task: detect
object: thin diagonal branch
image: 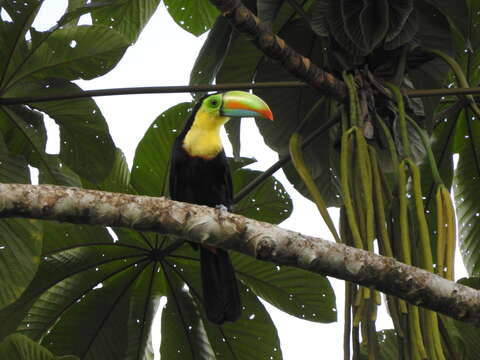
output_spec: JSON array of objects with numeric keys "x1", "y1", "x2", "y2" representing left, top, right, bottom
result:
[
  {"x1": 1, "y1": 183, "x2": 480, "y2": 327},
  {"x1": 209, "y1": 0, "x2": 347, "y2": 100}
]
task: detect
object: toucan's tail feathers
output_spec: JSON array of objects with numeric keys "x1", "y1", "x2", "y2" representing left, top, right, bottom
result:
[{"x1": 200, "y1": 247, "x2": 242, "y2": 324}]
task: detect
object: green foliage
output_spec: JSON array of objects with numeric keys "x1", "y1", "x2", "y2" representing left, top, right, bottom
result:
[
  {"x1": 0, "y1": 334, "x2": 78, "y2": 360},
  {"x1": 2, "y1": 0, "x2": 480, "y2": 359},
  {"x1": 164, "y1": 0, "x2": 219, "y2": 36}
]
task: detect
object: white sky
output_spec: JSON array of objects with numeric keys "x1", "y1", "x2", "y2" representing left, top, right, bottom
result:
[{"x1": 31, "y1": 2, "x2": 468, "y2": 359}]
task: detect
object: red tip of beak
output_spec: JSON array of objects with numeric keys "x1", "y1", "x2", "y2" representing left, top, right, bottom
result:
[{"x1": 263, "y1": 107, "x2": 274, "y2": 121}]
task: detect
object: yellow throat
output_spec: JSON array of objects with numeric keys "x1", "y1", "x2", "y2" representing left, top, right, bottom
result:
[{"x1": 182, "y1": 110, "x2": 229, "y2": 159}]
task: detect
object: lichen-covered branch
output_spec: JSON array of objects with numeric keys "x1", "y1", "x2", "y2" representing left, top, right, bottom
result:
[
  {"x1": 1, "y1": 183, "x2": 480, "y2": 326},
  {"x1": 209, "y1": 0, "x2": 347, "y2": 101}
]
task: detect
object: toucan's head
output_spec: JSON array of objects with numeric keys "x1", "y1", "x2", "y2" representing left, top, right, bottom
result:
[
  {"x1": 196, "y1": 91, "x2": 274, "y2": 125},
  {"x1": 182, "y1": 91, "x2": 273, "y2": 159}
]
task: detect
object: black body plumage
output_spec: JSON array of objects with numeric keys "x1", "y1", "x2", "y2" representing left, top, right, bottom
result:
[{"x1": 169, "y1": 99, "x2": 242, "y2": 324}]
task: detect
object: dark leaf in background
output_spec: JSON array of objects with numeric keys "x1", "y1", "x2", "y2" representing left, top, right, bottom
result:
[
  {"x1": 311, "y1": 0, "x2": 329, "y2": 37},
  {"x1": 189, "y1": 16, "x2": 233, "y2": 99},
  {"x1": 342, "y1": 0, "x2": 389, "y2": 55},
  {"x1": 0, "y1": 334, "x2": 79, "y2": 360},
  {"x1": 360, "y1": 329, "x2": 399, "y2": 360},
  {"x1": 254, "y1": 20, "x2": 341, "y2": 206},
  {"x1": 131, "y1": 102, "x2": 191, "y2": 197},
  {"x1": 163, "y1": 0, "x2": 219, "y2": 36},
  {"x1": 258, "y1": 0, "x2": 285, "y2": 23},
  {"x1": 407, "y1": 0, "x2": 454, "y2": 127}
]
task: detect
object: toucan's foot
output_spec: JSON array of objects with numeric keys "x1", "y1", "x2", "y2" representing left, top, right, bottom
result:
[{"x1": 215, "y1": 204, "x2": 229, "y2": 213}]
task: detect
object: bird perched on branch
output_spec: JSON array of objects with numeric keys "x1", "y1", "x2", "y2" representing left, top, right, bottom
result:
[{"x1": 169, "y1": 91, "x2": 273, "y2": 324}]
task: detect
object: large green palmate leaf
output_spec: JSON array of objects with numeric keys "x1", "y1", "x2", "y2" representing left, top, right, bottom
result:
[
  {"x1": 131, "y1": 102, "x2": 191, "y2": 197},
  {"x1": 4, "y1": 25, "x2": 129, "y2": 86},
  {"x1": 0, "y1": 132, "x2": 43, "y2": 311},
  {"x1": 40, "y1": 262, "x2": 147, "y2": 359},
  {"x1": 89, "y1": 0, "x2": 161, "y2": 42},
  {"x1": 0, "y1": 333, "x2": 78, "y2": 360},
  {"x1": 163, "y1": 0, "x2": 219, "y2": 36},
  {"x1": 6, "y1": 79, "x2": 116, "y2": 183},
  {"x1": 254, "y1": 19, "x2": 341, "y2": 207},
  {"x1": 4, "y1": 223, "x2": 162, "y2": 359},
  {"x1": 0, "y1": 105, "x2": 82, "y2": 186},
  {"x1": 233, "y1": 168, "x2": 292, "y2": 224},
  {"x1": 161, "y1": 256, "x2": 282, "y2": 359},
  {"x1": 232, "y1": 252, "x2": 336, "y2": 323}
]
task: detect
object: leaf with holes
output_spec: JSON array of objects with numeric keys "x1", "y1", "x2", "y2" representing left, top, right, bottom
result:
[
  {"x1": 164, "y1": 0, "x2": 219, "y2": 36},
  {"x1": 6, "y1": 79, "x2": 116, "y2": 183},
  {"x1": 233, "y1": 168, "x2": 292, "y2": 225},
  {"x1": 89, "y1": 0, "x2": 161, "y2": 42},
  {"x1": 6, "y1": 25, "x2": 129, "y2": 86},
  {"x1": 0, "y1": 224, "x2": 145, "y2": 341},
  {"x1": 232, "y1": 253, "x2": 336, "y2": 323},
  {"x1": 131, "y1": 102, "x2": 192, "y2": 197}
]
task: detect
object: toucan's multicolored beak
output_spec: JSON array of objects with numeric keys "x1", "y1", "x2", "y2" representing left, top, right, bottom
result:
[{"x1": 221, "y1": 91, "x2": 274, "y2": 121}]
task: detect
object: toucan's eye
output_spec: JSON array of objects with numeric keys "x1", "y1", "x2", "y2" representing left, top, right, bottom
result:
[{"x1": 210, "y1": 99, "x2": 218, "y2": 107}]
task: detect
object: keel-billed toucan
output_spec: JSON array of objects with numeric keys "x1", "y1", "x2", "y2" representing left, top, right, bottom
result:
[{"x1": 169, "y1": 91, "x2": 273, "y2": 324}]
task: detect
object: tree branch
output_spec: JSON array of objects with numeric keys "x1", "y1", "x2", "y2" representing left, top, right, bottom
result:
[
  {"x1": 209, "y1": 0, "x2": 347, "y2": 101},
  {"x1": 1, "y1": 183, "x2": 480, "y2": 326},
  {"x1": 0, "y1": 82, "x2": 307, "y2": 105}
]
